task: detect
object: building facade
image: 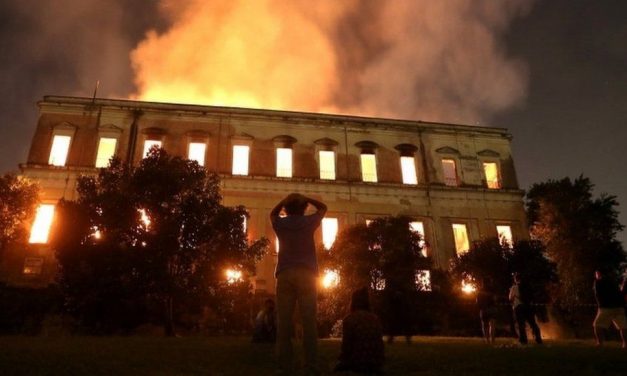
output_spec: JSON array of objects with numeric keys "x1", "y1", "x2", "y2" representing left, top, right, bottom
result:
[{"x1": 5, "y1": 96, "x2": 527, "y2": 292}]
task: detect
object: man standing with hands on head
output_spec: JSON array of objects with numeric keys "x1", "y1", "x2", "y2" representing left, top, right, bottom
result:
[{"x1": 271, "y1": 193, "x2": 327, "y2": 375}]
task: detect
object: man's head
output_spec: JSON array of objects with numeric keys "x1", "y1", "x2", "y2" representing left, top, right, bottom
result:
[
  {"x1": 283, "y1": 193, "x2": 308, "y2": 215},
  {"x1": 350, "y1": 287, "x2": 370, "y2": 312}
]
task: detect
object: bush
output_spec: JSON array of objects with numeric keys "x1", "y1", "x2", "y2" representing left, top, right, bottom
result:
[{"x1": 0, "y1": 283, "x2": 61, "y2": 335}]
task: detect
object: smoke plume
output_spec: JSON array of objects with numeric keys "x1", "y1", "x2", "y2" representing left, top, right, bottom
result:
[{"x1": 132, "y1": 0, "x2": 533, "y2": 124}]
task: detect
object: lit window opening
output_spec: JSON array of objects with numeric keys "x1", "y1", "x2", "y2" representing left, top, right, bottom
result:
[
  {"x1": 232, "y1": 145, "x2": 250, "y2": 176},
  {"x1": 360, "y1": 153, "x2": 378, "y2": 182},
  {"x1": 23, "y1": 257, "x2": 44, "y2": 275},
  {"x1": 452, "y1": 223, "x2": 470, "y2": 255},
  {"x1": 319, "y1": 150, "x2": 336, "y2": 180},
  {"x1": 143, "y1": 140, "x2": 162, "y2": 158},
  {"x1": 496, "y1": 225, "x2": 513, "y2": 247},
  {"x1": 276, "y1": 148, "x2": 292, "y2": 178},
  {"x1": 275, "y1": 236, "x2": 280, "y2": 253},
  {"x1": 95, "y1": 137, "x2": 117, "y2": 168},
  {"x1": 29, "y1": 204, "x2": 55, "y2": 244},
  {"x1": 483, "y1": 162, "x2": 500, "y2": 189},
  {"x1": 188, "y1": 142, "x2": 207, "y2": 166},
  {"x1": 415, "y1": 270, "x2": 432, "y2": 291},
  {"x1": 48, "y1": 135, "x2": 71, "y2": 166},
  {"x1": 322, "y1": 217, "x2": 339, "y2": 250},
  {"x1": 410, "y1": 221, "x2": 427, "y2": 256},
  {"x1": 400, "y1": 156, "x2": 418, "y2": 184},
  {"x1": 442, "y1": 159, "x2": 458, "y2": 186}
]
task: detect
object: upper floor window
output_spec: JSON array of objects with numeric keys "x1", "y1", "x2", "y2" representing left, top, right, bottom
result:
[
  {"x1": 322, "y1": 217, "x2": 339, "y2": 250},
  {"x1": 496, "y1": 225, "x2": 513, "y2": 247},
  {"x1": 360, "y1": 154, "x2": 377, "y2": 183},
  {"x1": 483, "y1": 162, "x2": 500, "y2": 189},
  {"x1": 29, "y1": 204, "x2": 55, "y2": 244},
  {"x1": 49, "y1": 135, "x2": 71, "y2": 166},
  {"x1": 232, "y1": 145, "x2": 250, "y2": 176},
  {"x1": 400, "y1": 157, "x2": 418, "y2": 185},
  {"x1": 319, "y1": 150, "x2": 336, "y2": 180},
  {"x1": 276, "y1": 148, "x2": 293, "y2": 178},
  {"x1": 188, "y1": 142, "x2": 207, "y2": 166},
  {"x1": 95, "y1": 137, "x2": 117, "y2": 168},
  {"x1": 355, "y1": 141, "x2": 378, "y2": 183},
  {"x1": 315, "y1": 138, "x2": 339, "y2": 181},
  {"x1": 143, "y1": 140, "x2": 162, "y2": 158},
  {"x1": 442, "y1": 158, "x2": 458, "y2": 186},
  {"x1": 452, "y1": 223, "x2": 469, "y2": 255},
  {"x1": 395, "y1": 144, "x2": 419, "y2": 185}
]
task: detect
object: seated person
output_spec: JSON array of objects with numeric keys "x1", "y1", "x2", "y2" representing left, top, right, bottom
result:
[
  {"x1": 335, "y1": 288, "x2": 384, "y2": 374},
  {"x1": 252, "y1": 298, "x2": 276, "y2": 343}
]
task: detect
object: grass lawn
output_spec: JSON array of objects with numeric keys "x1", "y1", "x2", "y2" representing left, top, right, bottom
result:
[{"x1": 0, "y1": 336, "x2": 625, "y2": 375}]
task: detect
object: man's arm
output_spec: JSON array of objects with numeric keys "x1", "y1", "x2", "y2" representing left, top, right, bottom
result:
[{"x1": 304, "y1": 196, "x2": 327, "y2": 217}]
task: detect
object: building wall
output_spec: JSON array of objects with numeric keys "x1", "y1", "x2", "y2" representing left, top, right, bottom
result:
[{"x1": 7, "y1": 96, "x2": 527, "y2": 291}]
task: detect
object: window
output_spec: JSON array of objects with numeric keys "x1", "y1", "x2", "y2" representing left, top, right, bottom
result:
[
  {"x1": 143, "y1": 140, "x2": 162, "y2": 158},
  {"x1": 410, "y1": 221, "x2": 427, "y2": 256},
  {"x1": 48, "y1": 135, "x2": 71, "y2": 166},
  {"x1": 188, "y1": 142, "x2": 207, "y2": 166},
  {"x1": 496, "y1": 225, "x2": 513, "y2": 247},
  {"x1": 29, "y1": 204, "x2": 55, "y2": 244},
  {"x1": 232, "y1": 145, "x2": 250, "y2": 176},
  {"x1": 276, "y1": 148, "x2": 292, "y2": 178},
  {"x1": 442, "y1": 158, "x2": 458, "y2": 186},
  {"x1": 360, "y1": 154, "x2": 378, "y2": 182},
  {"x1": 415, "y1": 270, "x2": 432, "y2": 291},
  {"x1": 452, "y1": 223, "x2": 469, "y2": 255},
  {"x1": 322, "y1": 217, "x2": 339, "y2": 249},
  {"x1": 23, "y1": 257, "x2": 44, "y2": 275},
  {"x1": 275, "y1": 236, "x2": 280, "y2": 253},
  {"x1": 95, "y1": 137, "x2": 117, "y2": 168},
  {"x1": 400, "y1": 156, "x2": 418, "y2": 184},
  {"x1": 319, "y1": 150, "x2": 336, "y2": 180},
  {"x1": 483, "y1": 162, "x2": 500, "y2": 189}
]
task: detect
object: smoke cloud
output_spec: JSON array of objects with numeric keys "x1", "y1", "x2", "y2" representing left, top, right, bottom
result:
[{"x1": 132, "y1": 0, "x2": 533, "y2": 124}]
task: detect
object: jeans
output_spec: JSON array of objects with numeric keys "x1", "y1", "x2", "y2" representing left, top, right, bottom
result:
[
  {"x1": 514, "y1": 304, "x2": 542, "y2": 344},
  {"x1": 276, "y1": 267, "x2": 318, "y2": 373}
]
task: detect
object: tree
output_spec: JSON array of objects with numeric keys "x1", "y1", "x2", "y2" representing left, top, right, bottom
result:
[
  {"x1": 319, "y1": 216, "x2": 429, "y2": 336},
  {"x1": 0, "y1": 174, "x2": 39, "y2": 253},
  {"x1": 451, "y1": 239, "x2": 557, "y2": 305},
  {"x1": 450, "y1": 238, "x2": 511, "y2": 298},
  {"x1": 51, "y1": 149, "x2": 268, "y2": 335},
  {"x1": 526, "y1": 176, "x2": 626, "y2": 309}
]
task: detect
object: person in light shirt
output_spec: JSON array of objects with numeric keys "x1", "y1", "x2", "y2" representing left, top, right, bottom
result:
[{"x1": 509, "y1": 273, "x2": 542, "y2": 345}]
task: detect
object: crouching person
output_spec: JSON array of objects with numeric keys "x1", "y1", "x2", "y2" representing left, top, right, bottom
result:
[{"x1": 334, "y1": 288, "x2": 384, "y2": 374}]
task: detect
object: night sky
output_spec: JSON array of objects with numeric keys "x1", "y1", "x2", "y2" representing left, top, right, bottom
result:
[{"x1": 0, "y1": 0, "x2": 625, "y2": 245}]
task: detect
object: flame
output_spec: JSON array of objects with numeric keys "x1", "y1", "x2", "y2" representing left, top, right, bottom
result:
[
  {"x1": 321, "y1": 269, "x2": 339, "y2": 289},
  {"x1": 225, "y1": 269, "x2": 243, "y2": 284},
  {"x1": 139, "y1": 209, "x2": 151, "y2": 230},
  {"x1": 461, "y1": 279, "x2": 477, "y2": 294},
  {"x1": 130, "y1": 0, "x2": 531, "y2": 123}
]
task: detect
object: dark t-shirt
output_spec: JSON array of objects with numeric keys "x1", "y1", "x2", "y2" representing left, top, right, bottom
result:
[
  {"x1": 272, "y1": 212, "x2": 323, "y2": 277},
  {"x1": 594, "y1": 278, "x2": 624, "y2": 308},
  {"x1": 339, "y1": 310, "x2": 384, "y2": 372}
]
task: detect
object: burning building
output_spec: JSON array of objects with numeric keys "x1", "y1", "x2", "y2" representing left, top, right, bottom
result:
[{"x1": 5, "y1": 95, "x2": 526, "y2": 292}]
